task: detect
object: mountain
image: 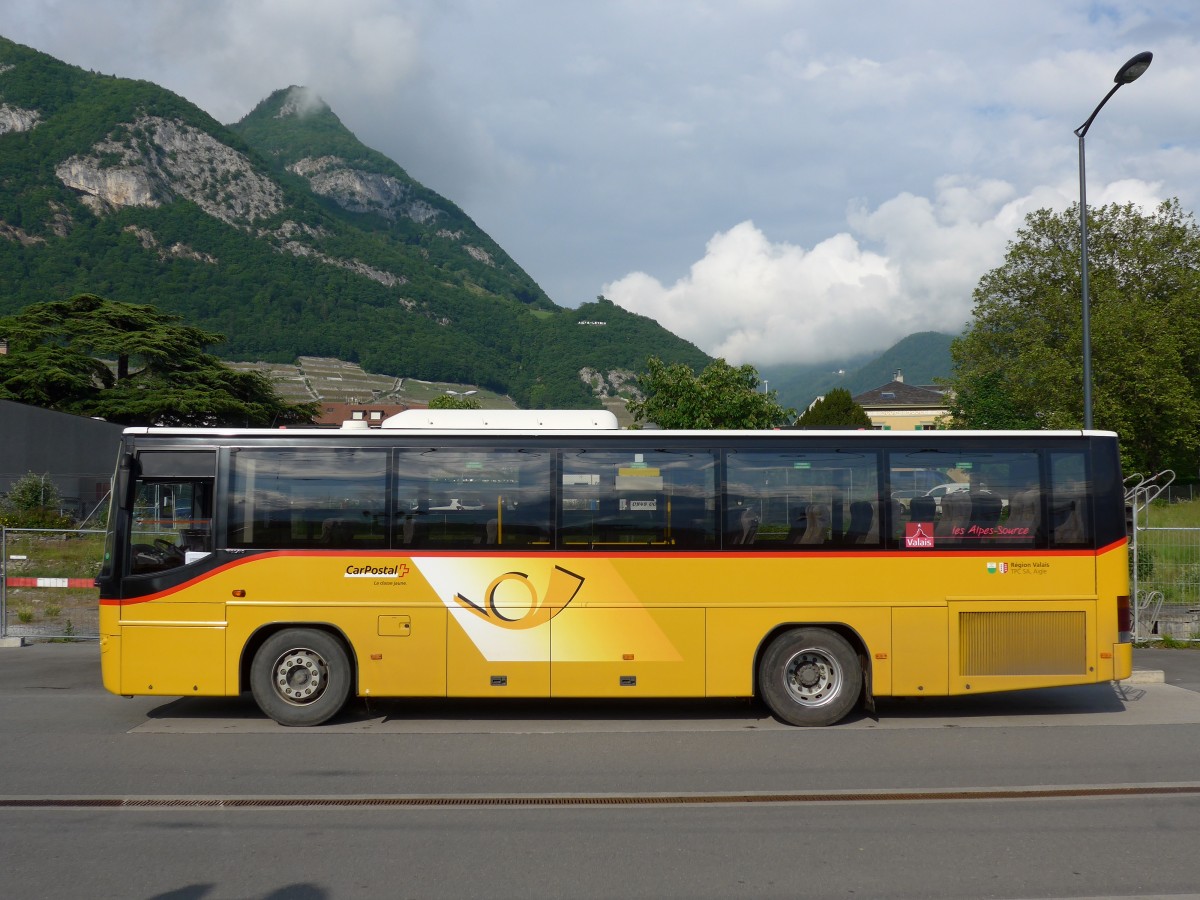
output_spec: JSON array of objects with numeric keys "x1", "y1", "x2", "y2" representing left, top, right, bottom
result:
[
  {"x1": 761, "y1": 331, "x2": 957, "y2": 410},
  {"x1": 230, "y1": 86, "x2": 554, "y2": 312},
  {"x1": 841, "y1": 331, "x2": 956, "y2": 393},
  {"x1": 0, "y1": 37, "x2": 710, "y2": 407}
]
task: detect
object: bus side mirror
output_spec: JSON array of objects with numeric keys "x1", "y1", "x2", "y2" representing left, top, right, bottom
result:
[{"x1": 116, "y1": 453, "x2": 136, "y2": 512}]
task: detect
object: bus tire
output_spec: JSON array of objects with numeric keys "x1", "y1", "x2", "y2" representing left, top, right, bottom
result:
[
  {"x1": 250, "y1": 628, "x2": 352, "y2": 727},
  {"x1": 758, "y1": 627, "x2": 861, "y2": 726}
]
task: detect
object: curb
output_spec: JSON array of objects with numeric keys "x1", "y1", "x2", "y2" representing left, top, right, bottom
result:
[
  {"x1": 1122, "y1": 668, "x2": 1165, "y2": 684},
  {"x1": 0, "y1": 637, "x2": 24, "y2": 648}
]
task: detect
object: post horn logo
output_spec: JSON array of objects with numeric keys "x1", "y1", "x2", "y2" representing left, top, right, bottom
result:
[{"x1": 454, "y1": 565, "x2": 585, "y2": 630}]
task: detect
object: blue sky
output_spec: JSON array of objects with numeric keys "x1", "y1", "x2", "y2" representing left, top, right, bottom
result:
[{"x1": 3, "y1": 0, "x2": 1195, "y2": 367}]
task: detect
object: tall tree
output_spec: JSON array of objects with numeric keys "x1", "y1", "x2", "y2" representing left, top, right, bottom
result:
[
  {"x1": 627, "y1": 356, "x2": 795, "y2": 429},
  {"x1": 948, "y1": 200, "x2": 1200, "y2": 474},
  {"x1": 429, "y1": 393, "x2": 482, "y2": 410},
  {"x1": 794, "y1": 388, "x2": 872, "y2": 428},
  {"x1": 0, "y1": 293, "x2": 318, "y2": 426}
]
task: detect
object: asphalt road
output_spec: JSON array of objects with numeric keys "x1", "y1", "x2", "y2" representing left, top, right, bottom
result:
[
  {"x1": 1, "y1": 643, "x2": 1199, "y2": 900},
  {"x1": 1132, "y1": 646, "x2": 1200, "y2": 692}
]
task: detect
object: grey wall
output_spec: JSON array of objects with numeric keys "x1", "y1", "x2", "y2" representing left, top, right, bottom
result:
[{"x1": 0, "y1": 400, "x2": 125, "y2": 519}]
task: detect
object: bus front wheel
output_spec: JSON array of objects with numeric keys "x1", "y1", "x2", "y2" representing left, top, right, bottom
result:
[
  {"x1": 758, "y1": 628, "x2": 861, "y2": 726},
  {"x1": 250, "y1": 628, "x2": 352, "y2": 727}
]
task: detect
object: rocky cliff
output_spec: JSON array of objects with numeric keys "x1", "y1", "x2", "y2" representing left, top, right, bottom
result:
[
  {"x1": 56, "y1": 115, "x2": 283, "y2": 223},
  {"x1": 0, "y1": 101, "x2": 39, "y2": 134},
  {"x1": 289, "y1": 155, "x2": 440, "y2": 224}
]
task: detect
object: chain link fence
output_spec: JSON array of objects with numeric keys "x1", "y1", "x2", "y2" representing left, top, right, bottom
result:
[
  {"x1": 1128, "y1": 472, "x2": 1200, "y2": 642},
  {"x1": 1, "y1": 528, "x2": 103, "y2": 640},
  {"x1": 1161, "y1": 483, "x2": 1200, "y2": 505}
]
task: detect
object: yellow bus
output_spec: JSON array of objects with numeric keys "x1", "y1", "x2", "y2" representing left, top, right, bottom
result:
[{"x1": 96, "y1": 410, "x2": 1132, "y2": 727}]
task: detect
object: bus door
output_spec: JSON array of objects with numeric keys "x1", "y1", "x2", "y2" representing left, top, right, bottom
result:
[
  {"x1": 395, "y1": 447, "x2": 555, "y2": 698},
  {"x1": 120, "y1": 448, "x2": 223, "y2": 696},
  {"x1": 550, "y1": 448, "x2": 715, "y2": 698}
]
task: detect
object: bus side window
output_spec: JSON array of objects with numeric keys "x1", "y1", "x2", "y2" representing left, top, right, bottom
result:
[
  {"x1": 228, "y1": 448, "x2": 387, "y2": 550},
  {"x1": 1006, "y1": 489, "x2": 1041, "y2": 540},
  {"x1": 560, "y1": 449, "x2": 718, "y2": 549},
  {"x1": 846, "y1": 500, "x2": 878, "y2": 544},
  {"x1": 492, "y1": 491, "x2": 552, "y2": 546},
  {"x1": 665, "y1": 494, "x2": 713, "y2": 547},
  {"x1": 887, "y1": 449, "x2": 1043, "y2": 548},
  {"x1": 798, "y1": 503, "x2": 831, "y2": 545},
  {"x1": 394, "y1": 448, "x2": 552, "y2": 549},
  {"x1": 1049, "y1": 453, "x2": 1091, "y2": 547},
  {"x1": 726, "y1": 449, "x2": 880, "y2": 550}
]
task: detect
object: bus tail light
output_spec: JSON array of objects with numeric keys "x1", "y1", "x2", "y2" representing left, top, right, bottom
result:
[{"x1": 1116, "y1": 595, "x2": 1132, "y2": 642}]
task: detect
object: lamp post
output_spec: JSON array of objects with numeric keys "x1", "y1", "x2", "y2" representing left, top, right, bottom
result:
[
  {"x1": 1074, "y1": 50, "x2": 1152, "y2": 430},
  {"x1": 443, "y1": 389, "x2": 478, "y2": 408}
]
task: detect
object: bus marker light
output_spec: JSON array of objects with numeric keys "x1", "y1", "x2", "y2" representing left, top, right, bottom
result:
[
  {"x1": 1100, "y1": 651, "x2": 1112, "y2": 659},
  {"x1": 232, "y1": 589, "x2": 246, "y2": 598},
  {"x1": 1117, "y1": 595, "x2": 1132, "y2": 639},
  {"x1": 623, "y1": 654, "x2": 635, "y2": 660},
  {"x1": 875, "y1": 653, "x2": 887, "y2": 660},
  {"x1": 371, "y1": 653, "x2": 383, "y2": 661}
]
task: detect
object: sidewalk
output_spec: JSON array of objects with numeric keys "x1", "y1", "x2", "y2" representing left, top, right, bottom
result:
[{"x1": 1132, "y1": 647, "x2": 1200, "y2": 693}]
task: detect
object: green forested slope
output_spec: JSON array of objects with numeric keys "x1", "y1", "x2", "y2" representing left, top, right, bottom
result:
[{"x1": 0, "y1": 37, "x2": 709, "y2": 407}]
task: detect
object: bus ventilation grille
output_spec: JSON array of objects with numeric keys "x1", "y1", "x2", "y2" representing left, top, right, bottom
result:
[{"x1": 959, "y1": 610, "x2": 1087, "y2": 677}]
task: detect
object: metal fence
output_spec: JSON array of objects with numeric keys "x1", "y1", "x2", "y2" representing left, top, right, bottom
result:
[
  {"x1": 1, "y1": 528, "x2": 103, "y2": 640},
  {"x1": 1128, "y1": 472, "x2": 1200, "y2": 642},
  {"x1": 1161, "y1": 483, "x2": 1200, "y2": 505}
]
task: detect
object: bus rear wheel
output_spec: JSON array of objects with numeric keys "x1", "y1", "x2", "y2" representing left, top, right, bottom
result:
[
  {"x1": 250, "y1": 628, "x2": 352, "y2": 727},
  {"x1": 758, "y1": 627, "x2": 861, "y2": 726}
]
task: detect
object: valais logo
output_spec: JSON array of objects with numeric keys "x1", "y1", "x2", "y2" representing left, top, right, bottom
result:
[
  {"x1": 905, "y1": 522, "x2": 934, "y2": 548},
  {"x1": 987, "y1": 562, "x2": 1009, "y2": 574}
]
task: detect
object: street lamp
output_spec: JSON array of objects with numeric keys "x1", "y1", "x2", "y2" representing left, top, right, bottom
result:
[
  {"x1": 1074, "y1": 50, "x2": 1152, "y2": 430},
  {"x1": 443, "y1": 389, "x2": 478, "y2": 408}
]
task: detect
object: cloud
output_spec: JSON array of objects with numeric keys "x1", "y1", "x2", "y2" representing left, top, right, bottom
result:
[
  {"x1": 3, "y1": 1, "x2": 1198, "y2": 360},
  {"x1": 1, "y1": 0, "x2": 429, "y2": 122},
  {"x1": 278, "y1": 86, "x2": 327, "y2": 117},
  {"x1": 604, "y1": 223, "x2": 894, "y2": 366},
  {"x1": 605, "y1": 176, "x2": 1165, "y2": 366}
]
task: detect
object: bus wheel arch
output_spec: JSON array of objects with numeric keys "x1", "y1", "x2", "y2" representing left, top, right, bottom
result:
[
  {"x1": 244, "y1": 624, "x2": 356, "y2": 727},
  {"x1": 755, "y1": 624, "x2": 869, "y2": 726}
]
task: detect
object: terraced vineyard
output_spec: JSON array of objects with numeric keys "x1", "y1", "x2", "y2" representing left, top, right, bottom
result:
[{"x1": 226, "y1": 357, "x2": 519, "y2": 409}]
